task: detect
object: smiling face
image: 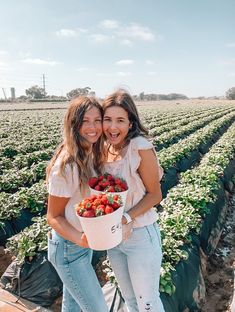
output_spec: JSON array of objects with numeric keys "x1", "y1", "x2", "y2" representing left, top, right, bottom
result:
[
  {"x1": 103, "y1": 106, "x2": 131, "y2": 148},
  {"x1": 79, "y1": 106, "x2": 102, "y2": 144}
]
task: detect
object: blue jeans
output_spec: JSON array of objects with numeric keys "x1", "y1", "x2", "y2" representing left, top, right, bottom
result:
[
  {"x1": 107, "y1": 223, "x2": 165, "y2": 312},
  {"x1": 48, "y1": 230, "x2": 109, "y2": 312}
]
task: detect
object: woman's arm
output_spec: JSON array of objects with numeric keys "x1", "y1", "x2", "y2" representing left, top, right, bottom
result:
[
  {"x1": 47, "y1": 195, "x2": 89, "y2": 248},
  {"x1": 123, "y1": 148, "x2": 162, "y2": 222}
]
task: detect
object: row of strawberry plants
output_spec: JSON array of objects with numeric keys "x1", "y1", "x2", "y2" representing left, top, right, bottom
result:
[
  {"x1": 0, "y1": 148, "x2": 54, "y2": 173},
  {"x1": 152, "y1": 108, "x2": 235, "y2": 150},
  {"x1": 141, "y1": 103, "x2": 234, "y2": 129},
  {"x1": 149, "y1": 106, "x2": 232, "y2": 137},
  {"x1": 159, "y1": 121, "x2": 235, "y2": 295},
  {"x1": 158, "y1": 111, "x2": 235, "y2": 170},
  {"x1": 0, "y1": 181, "x2": 47, "y2": 245},
  {"x1": 0, "y1": 161, "x2": 47, "y2": 193}
]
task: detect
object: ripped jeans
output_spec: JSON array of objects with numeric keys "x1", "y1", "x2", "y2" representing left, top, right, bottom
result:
[{"x1": 107, "y1": 223, "x2": 165, "y2": 312}]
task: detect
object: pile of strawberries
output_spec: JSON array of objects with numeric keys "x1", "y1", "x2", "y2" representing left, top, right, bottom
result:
[
  {"x1": 76, "y1": 193, "x2": 123, "y2": 218},
  {"x1": 88, "y1": 173, "x2": 128, "y2": 192}
]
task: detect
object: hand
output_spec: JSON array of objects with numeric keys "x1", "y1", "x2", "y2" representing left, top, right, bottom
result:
[
  {"x1": 122, "y1": 222, "x2": 133, "y2": 241},
  {"x1": 79, "y1": 233, "x2": 90, "y2": 248}
]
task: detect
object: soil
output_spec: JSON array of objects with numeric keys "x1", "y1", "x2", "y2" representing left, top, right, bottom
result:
[
  {"x1": 200, "y1": 192, "x2": 235, "y2": 312},
  {"x1": 0, "y1": 193, "x2": 234, "y2": 312}
]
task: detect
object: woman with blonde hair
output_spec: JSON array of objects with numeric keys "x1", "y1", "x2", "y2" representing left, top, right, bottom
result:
[{"x1": 46, "y1": 96, "x2": 108, "y2": 312}]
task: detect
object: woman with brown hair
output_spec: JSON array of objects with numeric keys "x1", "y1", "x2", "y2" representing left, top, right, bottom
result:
[
  {"x1": 102, "y1": 90, "x2": 165, "y2": 312},
  {"x1": 46, "y1": 96, "x2": 108, "y2": 312}
]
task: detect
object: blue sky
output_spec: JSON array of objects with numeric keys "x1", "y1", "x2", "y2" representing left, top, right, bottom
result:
[{"x1": 0, "y1": 0, "x2": 235, "y2": 98}]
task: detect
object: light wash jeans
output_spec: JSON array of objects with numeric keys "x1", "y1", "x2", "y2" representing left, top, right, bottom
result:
[
  {"x1": 107, "y1": 223, "x2": 165, "y2": 312},
  {"x1": 47, "y1": 230, "x2": 109, "y2": 312}
]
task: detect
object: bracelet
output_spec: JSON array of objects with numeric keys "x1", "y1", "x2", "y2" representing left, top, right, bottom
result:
[{"x1": 123, "y1": 212, "x2": 132, "y2": 224}]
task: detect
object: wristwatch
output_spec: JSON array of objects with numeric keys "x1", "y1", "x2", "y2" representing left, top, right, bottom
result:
[{"x1": 123, "y1": 212, "x2": 132, "y2": 224}]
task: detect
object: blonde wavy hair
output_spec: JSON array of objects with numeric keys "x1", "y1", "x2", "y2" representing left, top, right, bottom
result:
[{"x1": 46, "y1": 96, "x2": 105, "y2": 187}]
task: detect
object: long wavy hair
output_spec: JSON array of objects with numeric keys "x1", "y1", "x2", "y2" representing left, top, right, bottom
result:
[
  {"x1": 46, "y1": 96, "x2": 104, "y2": 187},
  {"x1": 102, "y1": 90, "x2": 148, "y2": 147}
]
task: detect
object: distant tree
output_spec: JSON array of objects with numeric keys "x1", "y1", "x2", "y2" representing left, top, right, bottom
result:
[
  {"x1": 226, "y1": 87, "x2": 235, "y2": 100},
  {"x1": 17, "y1": 95, "x2": 28, "y2": 101},
  {"x1": 25, "y1": 85, "x2": 46, "y2": 99},
  {"x1": 67, "y1": 87, "x2": 91, "y2": 99}
]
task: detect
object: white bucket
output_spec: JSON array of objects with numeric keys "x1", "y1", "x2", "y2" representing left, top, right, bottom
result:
[
  {"x1": 89, "y1": 188, "x2": 129, "y2": 208},
  {"x1": 78, "y1": 205, "x2": 124, "y2": 250}
]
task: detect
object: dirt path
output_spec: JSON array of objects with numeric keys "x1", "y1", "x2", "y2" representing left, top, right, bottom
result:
[{"x1": 201, "y1": 192, "x2": 235, "y2": 312}]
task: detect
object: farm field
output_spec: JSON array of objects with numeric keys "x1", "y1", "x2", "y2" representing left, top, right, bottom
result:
[{"x1": 0, "y1": 100, "x2": 234, "y2": 312}]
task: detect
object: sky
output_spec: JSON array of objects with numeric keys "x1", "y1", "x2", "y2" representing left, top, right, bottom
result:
[{"x1": 0, "y1": 0, "x2": 235, "y2": 99}]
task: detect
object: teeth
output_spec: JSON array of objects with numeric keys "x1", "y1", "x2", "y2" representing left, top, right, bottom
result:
[
  {"x1": 110, "y1": 133, "x2": 119, "y2": 138},
  {"x1": 87, "y1": 133, "x2": 97, "y2": 137}
]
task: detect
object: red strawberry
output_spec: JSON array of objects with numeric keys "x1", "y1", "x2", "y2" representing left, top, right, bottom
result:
[
  {"x1": 114, "y1": 178, "x2": 122, "y2": 185},
  {"x1": 88, "y1": 177, "x2": 98, "y2": 188},
  {"x1": 114, "y1": 185, "x2": 122, "y2": 192},
  {"x1": 94, "y1": 185, "x2": 102, "y2": 191},
  {"x1": 105, "y1": 186, "x2": 115, "y2": 192},
  {"x1": 82, "y1": 210, "x2": 95, "y2": 218},
  {"x1": 101, "y1": 195, "x2": 108, "y2": 205},
  {"x1": 120, "y1": 182, "x2": 128, "y2": 190},
  {"x1": 112, "y1": 202, "x2": 120, "y2": 210},
  {"x1": 105, "y1": 205, "x2": 114, "y2": 214}
]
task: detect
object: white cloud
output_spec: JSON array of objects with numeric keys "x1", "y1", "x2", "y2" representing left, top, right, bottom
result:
[
  {"x1": 116, "y1": 23, "x2": 155, "y2": 42},
  {"x1": 90, "y1": 34, "x2": 110, "y2": 43},
  {"x1": 100, "y1": 19, "x2": 119, "y2": 29},
  {"x1": 145, "y1": 60, "x2": 155, "y2": 65},
  {"x1": 120, "y1": 39, "x2": 133, "y2": 47},
  {"x1": 227, "y1": 73, "x2": 235, "y2": 77},
  {"x1": 117, "y1": 72, "x2": 131, "y2": 76},
  {"x1": 21, "y1": 58, "x2": 59, "y2": 66},
  {"x1": 226, "y1": 43, "x2": 235, "y2": 48},
  {"x1": 219, "y1": 58, "x2": 235, "y2": 65},
  {"x1": 116, "y1": 59, "x2": 134, "y2": 65},
  {"x1": 55, "y1": 28, "x2": 87, "y2": 37},
  {"x1": 76, "y1": 67, "x2": 89, "y2": 72},
  {"x1": 96, "y1": 72, "x2": 113, "y2": 77},
  {"x1": 147, "y1": 71, "x2": 157, "y2": 75},
  {"x1": 0, "y1": 50, "x2": 8, "y2": 56}
]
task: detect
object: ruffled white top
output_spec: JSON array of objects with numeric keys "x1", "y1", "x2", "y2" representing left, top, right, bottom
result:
[
  {"x1": 104, "y1": 136, "x2": 163, "y2": 228},
  {"x1": 48, "y1": 158, "x2": 89, "y2": 232}
]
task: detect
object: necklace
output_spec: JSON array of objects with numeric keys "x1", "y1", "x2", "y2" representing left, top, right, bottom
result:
[{"x1": 108, "y1": 143, "x2": 126, "y2": 161}]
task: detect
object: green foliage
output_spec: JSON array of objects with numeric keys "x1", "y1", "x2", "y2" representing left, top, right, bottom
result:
[
  {"x1": 25, "y1": 85, "x2": 46, "y2": 99},
  {"x1": 66, "y1": 87, "x2": 91, "y2": 99},
  {"x1": 226, "y1": 87, "x2": 235, "y2": 100}
]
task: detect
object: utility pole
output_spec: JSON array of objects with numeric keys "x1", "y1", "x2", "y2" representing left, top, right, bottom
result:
[
  {"x1": 42, "y1": 74, "x2": 46, "y2": 96},
  {"x1": 2, "y1": 88, "x2": 7, "y2": 101}
]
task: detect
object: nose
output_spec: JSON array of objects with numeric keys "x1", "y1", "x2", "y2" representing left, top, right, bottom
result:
[{"x1": 109, "y1": 121, "x2": 117, "y2": 129}]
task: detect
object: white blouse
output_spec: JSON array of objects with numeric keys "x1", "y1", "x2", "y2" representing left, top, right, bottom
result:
[
  {"x1": 48, "y1": 159, "x2": 89, "y2": 232},
  {"x1": 104, "y1": 136, "x2": 163, "y2": 228}
]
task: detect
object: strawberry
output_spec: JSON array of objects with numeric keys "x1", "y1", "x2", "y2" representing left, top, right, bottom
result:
[
  {"x1": 105, "y1": 185, "x2": 115, "y2": 192},
  {"x1": 88, "y1": 177, "x2": 98, "y2": 188},
  {"x1": 94, "y1": 185, "x2": 102, "y2": 191},
  {"x1": 120, "y1": 182, "x2": 128, "y2": 190},
  {"x1": 114, "y1": 178, "x2": 122, "y2": 185},
  {"x1": 105, "y1": 205, "x2": 114, "y2": 214},
  {"x1": 82, "y1": 210, "x2": 95, "y2": 218},
  {"x1": 114, "y1": 185, "x2": 122, "y2": 192},
  {"x1": 112, "y1": 202, "x2": 120, "y2": 210}
]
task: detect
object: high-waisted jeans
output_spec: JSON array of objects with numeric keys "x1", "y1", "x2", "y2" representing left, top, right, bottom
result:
[
  {"x1": 47, "y1": 230, "x2": 109, "y2": 312},
  {"x1": 107, "y1": 223, "x2": 165, "y2": 312}
]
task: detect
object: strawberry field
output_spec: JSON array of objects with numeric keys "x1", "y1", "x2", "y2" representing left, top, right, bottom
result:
[{"x1": 0, "y1": 101, "x2": 235, "y2": 311}]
